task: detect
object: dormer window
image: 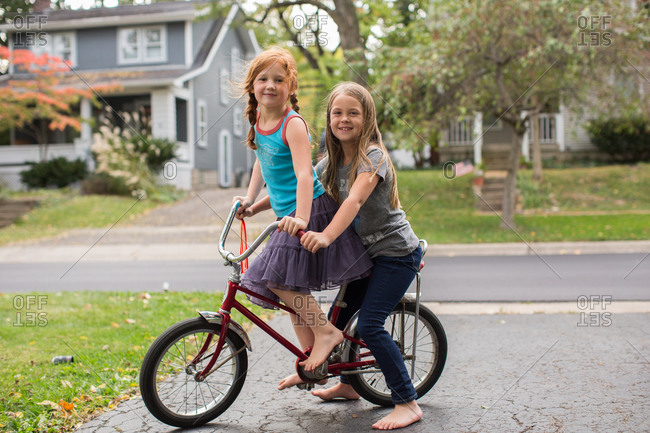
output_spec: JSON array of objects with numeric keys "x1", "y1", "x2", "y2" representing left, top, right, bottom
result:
[
  {"x1": 118, "y1": 25, "x2": 166, "y2": 64},
  {"x1": 32, "y1": 32, "x2": 77, "y2": 67}
]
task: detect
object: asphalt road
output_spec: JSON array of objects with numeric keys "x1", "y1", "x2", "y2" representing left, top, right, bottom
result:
[{"x1": 2, "y1": 253, "x2": 648, "y2": 301}]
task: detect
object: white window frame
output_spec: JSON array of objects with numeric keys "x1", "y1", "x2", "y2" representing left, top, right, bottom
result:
[
  {"x1": 233, "y1": 106, "x2": 244, "y2": 137},
  {"x1": 32, "y1": 32, "x2": 77, "y2": 67},
  {"x1": 220, "y1": 67, "x2": 229, "y2": 106},
  {"x1": 196, "y1": 100, "x2": 208, "y2": 149},
  {"x1": 219, "y1": 130, "x2": 233, "y2": 187},
  {"x1": 118, "y1": 25, "x2": 167, "y2": 65}
]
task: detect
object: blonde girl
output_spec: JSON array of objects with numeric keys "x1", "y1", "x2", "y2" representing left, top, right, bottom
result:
[{"x1": 300, "y1": 82, "x2": 424, "y2": 430}]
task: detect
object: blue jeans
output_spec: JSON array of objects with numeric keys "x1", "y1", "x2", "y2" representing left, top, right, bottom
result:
[{"x1": 330, "y1": 245, "x2": 423, "y2": 404}]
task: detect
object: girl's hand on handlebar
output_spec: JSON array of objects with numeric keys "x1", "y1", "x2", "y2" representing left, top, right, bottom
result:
[
  {"x1": 300, "y1": 231, "x2": 333, "y2": 253},
  {"x1": 233, "y1": 196, "x2": 254, "y2": 220},
  {"x1": 278, "y1": 216, "x2": 307, "y2": 237}
]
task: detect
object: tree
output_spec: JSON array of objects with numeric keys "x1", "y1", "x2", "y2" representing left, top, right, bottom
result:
[
  {"x1": 372, "y1": 0, "x2": 648, "y2": 228},
  {"x1": 0, "y1": 47, "x2": 116, "y2": 160}
]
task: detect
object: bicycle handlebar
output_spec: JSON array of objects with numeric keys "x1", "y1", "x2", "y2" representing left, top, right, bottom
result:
[{"x1": 219, "y1": 201, "x2": 279, "y2": 264}]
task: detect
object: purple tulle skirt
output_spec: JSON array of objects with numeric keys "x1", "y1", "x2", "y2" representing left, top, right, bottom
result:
[{"x1": 241, "y1": 193, "x2": 373, "y2": 309}]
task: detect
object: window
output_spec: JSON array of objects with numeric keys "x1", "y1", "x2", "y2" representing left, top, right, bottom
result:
[
  {"x1": 32, "y1": 32, "x2": 77, "y2": 67},
  {"x1": 220, "y1": 67, "x2": 229, "y2": 105},
  {"x1": 197, "y1": 100, "x2": 208, "y2": 148},
  {"x1": 118, "y1": 26, "x2": 166, "y2": 64},
  {"x1": 446, "y1": 117, "x2": 474, "y2": 145},
  {"x1": 531, "y1": 114, "x2": 556, "y2": 143},
  {"x1": 231, "y1": 46, "x2": 242, "y2": 77},
  {"x1": 233, "y1": 106, "x2": 243, "y2": 137}
]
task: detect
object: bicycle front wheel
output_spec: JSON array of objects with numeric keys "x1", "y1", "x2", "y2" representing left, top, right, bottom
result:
[
  {"x1": 345, "y1": 302, "x2": 447, "y2": 406},
  {"x1": 139, "y1": 317, "x2": 248, "y2": 427}
]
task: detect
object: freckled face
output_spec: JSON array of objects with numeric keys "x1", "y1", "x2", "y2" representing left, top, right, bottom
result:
[
  {"x1": 330, "y1": 94, "x2": 364, "y2": 146},
  {"x1": 253, "y1": 62, "x2": 290, "y2": 110}
]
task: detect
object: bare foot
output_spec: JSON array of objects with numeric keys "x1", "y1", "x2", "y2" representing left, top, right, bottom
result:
[
  {"x1": 299, "y1": 327, "x2": 343, "y2": 371},
  {"x1": 372, "y1": 401, "x2": 423, "y2": 430},
  {"x1": 277, "y1": 373, "x2": 326, "y2": 390},
  {"x1": 311, "y1": 382, "x2": 360, "y2": 401}
]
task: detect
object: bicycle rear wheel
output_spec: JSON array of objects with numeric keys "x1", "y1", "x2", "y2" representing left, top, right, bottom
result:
[
  {"x1": 345, "y1": 302, "x2": 447, "y2": 406},
  {"x1": 139, "y1": 317, "x2": 248, "y2": 427}
]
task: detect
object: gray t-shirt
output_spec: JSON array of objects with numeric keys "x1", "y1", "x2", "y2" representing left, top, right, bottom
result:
[{"x1": 316, "y1": 148, "x2": 420, "y2": 258}]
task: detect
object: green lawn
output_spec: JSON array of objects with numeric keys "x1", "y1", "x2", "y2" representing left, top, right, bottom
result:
[
  {"x1": 0, "y1": 291, "x2": 269, "y2": 433},
  {"x1": 398, "y1": 163, "x2": 650, "y2": 243},
  {"x1": 0, "y1": 190, "x2": 164, "y2": 246}
]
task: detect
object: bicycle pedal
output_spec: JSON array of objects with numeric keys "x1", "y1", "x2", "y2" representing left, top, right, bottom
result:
[{"x1": 296, "y1": 382, "x2": 315, "y2": 391}]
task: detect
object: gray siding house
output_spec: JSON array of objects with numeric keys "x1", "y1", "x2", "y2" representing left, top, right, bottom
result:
[{"x1": 0, "y1": 2, "x2": 259, "y2": 190}]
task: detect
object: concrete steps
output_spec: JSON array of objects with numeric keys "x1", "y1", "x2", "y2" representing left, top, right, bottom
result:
[{"x1": 0, "y1": 199, "x2": 38, "y2": 228}]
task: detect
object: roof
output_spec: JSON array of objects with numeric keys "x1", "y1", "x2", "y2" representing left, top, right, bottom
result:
[{"x1": 0, "y1": 1, "x2": 216, "y2": 32}]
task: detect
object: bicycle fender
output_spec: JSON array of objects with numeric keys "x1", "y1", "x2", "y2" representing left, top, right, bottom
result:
[{"x1": 198, "y1": 311, "x2": 253, "y2": 351}]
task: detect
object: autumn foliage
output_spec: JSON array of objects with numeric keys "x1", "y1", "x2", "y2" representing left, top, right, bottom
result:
[{"x1": 0, "y1": 46, "x2": 115, "y2": 142}]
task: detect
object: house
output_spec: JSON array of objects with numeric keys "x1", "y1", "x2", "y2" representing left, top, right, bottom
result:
[
  {"x1": 388, "y1": 108, "x2": 603, "y2": 171},
  {"x1": 438, "y1": 108, "x2": 600, "y2": 170},
  {"x1": 0, "y1": 1, "x2": 259, "y2": 190}
]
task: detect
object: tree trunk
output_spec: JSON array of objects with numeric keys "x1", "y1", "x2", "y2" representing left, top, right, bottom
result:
[
  {"x1": 500, "y1": 133, "x2": 522, "y2": 229},
  {"x1": 531, "y1": 114, "x2": 543, "y2": 182},
  {"x1": 332, "y1": 0, "x2": 367, "y2": 84}
]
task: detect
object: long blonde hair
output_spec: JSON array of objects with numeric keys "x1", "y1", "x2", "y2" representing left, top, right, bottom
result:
[
  {"x1": 321, "y1": 82, "x2": 400, "y2": 209},
  {"x1": 241, "y1": 47, "x2": 300, "y2": 150}
]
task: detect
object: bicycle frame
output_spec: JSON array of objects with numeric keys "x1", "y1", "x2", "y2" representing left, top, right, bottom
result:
[{"x1": 191, "y1": 201, "x2": 378, "y2": 381}]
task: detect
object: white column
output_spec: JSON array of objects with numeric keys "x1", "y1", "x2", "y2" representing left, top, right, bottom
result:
[
  {"x1": 556, "y1": 106, "x2": 566, "y2": 152},
  {"x1": 473, "y1": 112, "x2": 483, "y2": 166},
  {"x1": 80, "y1": 97, "x2": 92, "y2": 143},
  {"x1": 521, "y1": 111, "x2": 530, "y2": 161}
]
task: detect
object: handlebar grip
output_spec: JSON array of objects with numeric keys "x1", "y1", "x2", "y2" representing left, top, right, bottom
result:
[{"x1": 296, "y1": 230, "x2": 306, "y2": 239}]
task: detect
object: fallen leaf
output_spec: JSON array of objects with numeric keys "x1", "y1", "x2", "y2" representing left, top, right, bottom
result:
[
  {"x1": 79, "y1": 336, "x2": 88, "y2": 340},
  {"x1": 138, "y1": 292, "x2": 152, "y2": 299},
  {"x1": 111, "y1": 322, "x2": 120, "y2": 328},
  {"x1": 61, "y1": 379, "x2": 72, "y2": 388},
  {"x1": 37, "y1": 400, "x2": 60, "y2": 410},
  {"x1": 125, "y1": 318, "x2": 136, "y2": 324},
  {"x1": 84, "y1": 304, "x2": 92, "y2": 310},
  {"x1": 90, "y1": 386, "x2": 97, "y2": 393},
  {"x1": 102, "y1": 345, "x2": 110, "y2": 350},
  {"x1": 58, "y1": 399, "x2": 74, "y2": 411}
]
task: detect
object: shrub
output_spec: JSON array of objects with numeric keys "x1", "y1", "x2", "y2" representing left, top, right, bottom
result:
[
  {"x1": 586, "y1": 117, "x2": 650, "y2": 163},
  {"x1": 20, "y1": 157, "x2": 88, "y2": 189}
]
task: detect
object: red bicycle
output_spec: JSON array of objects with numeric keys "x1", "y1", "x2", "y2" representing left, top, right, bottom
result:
[{"x1": 139, "y1": 201, "x2": 447, "y2": 427}]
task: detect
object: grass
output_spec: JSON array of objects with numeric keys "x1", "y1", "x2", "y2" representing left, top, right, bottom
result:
[
  {"x1": 0, "y1": 290, "x2": 270, "y2": 433},
  {"x1": 0, "y1": 189, "x2": 167, "y2": 246},
  {"x1": 398, "y1": 162, "x2": 650, "y2": 243}
]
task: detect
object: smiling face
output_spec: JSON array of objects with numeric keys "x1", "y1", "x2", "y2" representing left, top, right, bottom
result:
[
  {"x1": 330, "y1": 93, "x2": 364, "y2": 147},
  {"x1": 253, "y1": 62, "x2": 291, "y2": 111}
]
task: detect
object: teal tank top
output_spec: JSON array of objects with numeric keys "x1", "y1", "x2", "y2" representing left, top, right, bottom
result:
[{"x1": 254, "y1": 107, "x2": 325, "y2": 217}]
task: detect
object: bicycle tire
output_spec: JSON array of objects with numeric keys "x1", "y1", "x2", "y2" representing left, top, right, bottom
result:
[
  {"x1": 345, "y1": 302, "x2": 447, "y2": 407},
  {"x1": 140, "y1": 317, "x2": 248, "y2": 427}
]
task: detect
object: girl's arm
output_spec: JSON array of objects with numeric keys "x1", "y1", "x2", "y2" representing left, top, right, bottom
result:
[
  {"x1": 301, "y1": 171, "x2": 380, "y2": 253},
  {"x1": 278, "y1": 117, "x2": 314, "y2": 236},
  {"x1": 233, "y1": 160, "x2": 265, "y2": 219}
]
